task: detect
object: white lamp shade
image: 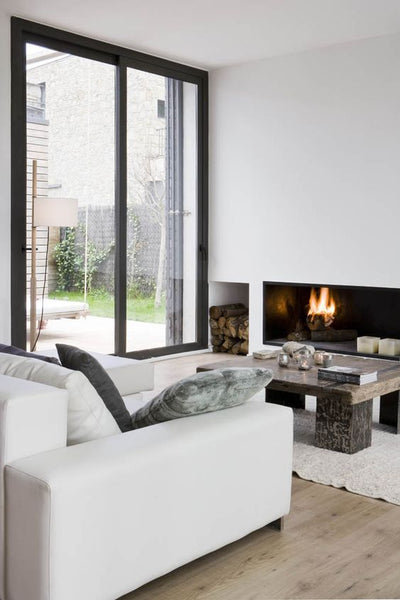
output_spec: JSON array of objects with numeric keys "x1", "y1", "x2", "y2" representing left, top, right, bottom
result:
[{"x1": 34, "y1": 197, "x2": 78, "y2": 227}]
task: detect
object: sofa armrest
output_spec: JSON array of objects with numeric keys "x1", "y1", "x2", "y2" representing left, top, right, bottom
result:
[
  {"x1": 0, "y1": 374, "x2": 68, "y2": 600},
  {"x1": 5, "y1": 400, "x2": 293, "y2": 600},
  {"x1": 89, "y1": 352, "x2": 155, "y2": 395},
  {"x1": 0, "y1": 374, "x2": 68, "y2": 466}
]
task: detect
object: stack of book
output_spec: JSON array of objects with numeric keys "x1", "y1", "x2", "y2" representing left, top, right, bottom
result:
[{"x1": 317, "y1": 365, "x2": 378, "y2": 385}]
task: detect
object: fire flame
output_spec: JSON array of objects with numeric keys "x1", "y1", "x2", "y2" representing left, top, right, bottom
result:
[{"x1": 307, "y1": 287, "x2": 336, "y2": 326}]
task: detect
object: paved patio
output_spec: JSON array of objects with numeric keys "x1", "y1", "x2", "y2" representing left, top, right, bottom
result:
[{"x1": 34, "y1": 315, "x2": 166, "y2": 355}]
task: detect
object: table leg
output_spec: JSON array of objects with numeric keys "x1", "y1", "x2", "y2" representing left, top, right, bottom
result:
[
  {"x1": 265, "y1": 388, "x2": 305, "y2": 409},
  {"x1": 315, "y1": 397, "x2": 372, "y2": 454},
  {"x1": 379, "y1": 391, "x2": 400, "y2": 433}
]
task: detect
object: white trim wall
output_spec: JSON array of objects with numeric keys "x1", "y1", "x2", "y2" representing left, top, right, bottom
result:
[{"x1": 209, "y1": 33, "x2": 400, "y2": 351}]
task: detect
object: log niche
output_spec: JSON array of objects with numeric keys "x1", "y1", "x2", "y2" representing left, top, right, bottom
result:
[{"x1": 209, "y1": 303, "x2": 249, "y2": 355}]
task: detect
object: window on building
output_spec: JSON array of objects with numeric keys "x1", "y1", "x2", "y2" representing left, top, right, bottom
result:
[{"x1": 157, "y1": 99, "x2": 165, "y2": 119}]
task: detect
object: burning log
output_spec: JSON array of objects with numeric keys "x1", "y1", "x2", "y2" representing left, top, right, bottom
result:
[
  {"x1": 307, "y1": 314, "x2": 334, "y2": 331},
  {"x1": 305, "y1": 286, "x2": 356, "y2": 342},
  {"x1": 307, "y1": 287, "x2": 336, "y2": 329}
]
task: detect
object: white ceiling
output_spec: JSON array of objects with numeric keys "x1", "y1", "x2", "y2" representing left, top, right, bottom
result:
[{"x1": 4, "y1": 0, "x2": 400, "y2": 69}]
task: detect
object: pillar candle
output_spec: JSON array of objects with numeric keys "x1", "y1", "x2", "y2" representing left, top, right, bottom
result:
[
  {"x1": 357, "y1": 336, "x2": 380, "y2": 354},
  {"x1": 378, "y1": 338, "x2": 400, "y2": 356}
]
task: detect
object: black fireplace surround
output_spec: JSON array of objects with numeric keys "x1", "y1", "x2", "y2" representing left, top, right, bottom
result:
[{"x1": 263, "y1": 281, "x2": 400, "y2": 359}]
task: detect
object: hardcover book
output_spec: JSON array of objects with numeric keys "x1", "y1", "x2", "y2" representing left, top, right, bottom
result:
[{"x1": 317, "y1": 365, "x2": 377, "y2": 385}]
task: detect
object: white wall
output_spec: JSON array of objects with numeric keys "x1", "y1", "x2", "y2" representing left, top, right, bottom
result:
[
  {"x1": 209, "y1": 34, "x2": 400, "y2": 350},
  {"x1": 2, "y1": 10, "x2": 400, "y2": 349},
  {"x1": 209, "y1": 281, "x2": 249, "y2": 309},
  {"x1": 0, "y1": 11, "x2": 11, "y2": 342}
]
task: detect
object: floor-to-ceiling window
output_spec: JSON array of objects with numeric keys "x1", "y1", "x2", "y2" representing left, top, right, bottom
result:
[
  {"x1": 25, "y1": 43, "x2": 116, "y2": 354},
  {"x1": 126, "y1": 68, "x2": 199, "y2": 353},
  {"x1": 11, "y1": 18, "x2": 208, "y2": 358}
]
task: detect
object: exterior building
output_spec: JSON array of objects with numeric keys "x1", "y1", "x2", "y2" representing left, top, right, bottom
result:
[{"x1": 27, "y1": 48, "x2": 166, "y2": 297}]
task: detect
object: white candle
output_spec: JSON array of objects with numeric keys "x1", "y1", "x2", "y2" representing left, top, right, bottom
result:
[
  {"x1": 378, "y1": 338, "x2": 400, "y2": 356},
  {"x1": 357, "y1": 336, "x2": 380, "y2": 354}
]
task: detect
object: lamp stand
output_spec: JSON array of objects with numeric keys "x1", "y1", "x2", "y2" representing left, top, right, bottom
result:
[
  {"x1": 28, "y1": 161, "x2": 78, "y2": 350},
  {"x1": 30, "y1": 159, "x2": 37, "y2": 351}
]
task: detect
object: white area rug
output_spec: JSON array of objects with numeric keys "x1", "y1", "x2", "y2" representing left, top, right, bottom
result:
[{"x1": 293, "y1": 408, "x2": 400, "y2": 505}]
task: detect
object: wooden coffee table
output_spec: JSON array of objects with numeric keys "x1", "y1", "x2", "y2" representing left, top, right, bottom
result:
[{"x1": 197, "y1": 354, "x2": 400, "y2": 454}]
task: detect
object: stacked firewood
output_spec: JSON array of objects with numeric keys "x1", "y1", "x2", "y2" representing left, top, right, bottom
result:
[{"x1": 209, "y1": 303, "x2": 249, "y2": 355}]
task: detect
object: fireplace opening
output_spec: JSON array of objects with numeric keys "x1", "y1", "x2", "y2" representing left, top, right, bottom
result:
[{"x1": 263, "y1": 282, "x2": 400, "y2": 359}]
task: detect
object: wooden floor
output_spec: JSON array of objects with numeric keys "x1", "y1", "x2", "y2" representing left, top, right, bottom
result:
[{"x1": 120, "y1": 352, "x2": 400, "y2": 600}]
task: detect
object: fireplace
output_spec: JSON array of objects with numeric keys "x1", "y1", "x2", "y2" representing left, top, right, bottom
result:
[{"x1": 263, "y1": 281, "x2": 400, "y2": 359}]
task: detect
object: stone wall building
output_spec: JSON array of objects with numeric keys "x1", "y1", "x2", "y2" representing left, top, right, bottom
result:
[{"x1": 27, "y1": 48, "x2": 167, "y2": 295}]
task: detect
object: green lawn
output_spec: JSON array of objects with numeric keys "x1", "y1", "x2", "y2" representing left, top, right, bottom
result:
[{"x1": 49, "y1": 290, "x2": 166, "y2": 323}]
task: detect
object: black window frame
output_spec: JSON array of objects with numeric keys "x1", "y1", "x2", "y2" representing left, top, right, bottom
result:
[{"x1": 11, "y1": 17, "x2": 208, "y2": 359}]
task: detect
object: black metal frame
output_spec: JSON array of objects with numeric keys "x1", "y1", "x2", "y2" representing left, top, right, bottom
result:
[
  {"x1": 165, "y1": 79, "x2": 184, "y2": 346},
  {"x1": 11, "y1": 17, "x2": 208, "y2": 358}
]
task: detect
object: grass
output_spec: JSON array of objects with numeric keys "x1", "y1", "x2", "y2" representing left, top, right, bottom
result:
[{"x1": 49, "y1": 289, "x2": 166, "y2": 323}]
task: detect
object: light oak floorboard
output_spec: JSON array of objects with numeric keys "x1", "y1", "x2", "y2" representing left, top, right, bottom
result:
[{"x1": 119, "y1": 352, "x2": 400, "y2": 600}]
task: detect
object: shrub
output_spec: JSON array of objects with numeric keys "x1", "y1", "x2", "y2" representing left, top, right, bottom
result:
[
  {"x1": 53, "y1": 227, "x2": 111, "y2": 293},
  {"x1": 127, "y1": 211, "x2": 156, "y2": 298}
]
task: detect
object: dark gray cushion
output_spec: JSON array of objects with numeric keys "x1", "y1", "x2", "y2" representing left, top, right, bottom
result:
[
  {"x1": 56, "y1": 344, "x2": 132, "y2": 433},
  {"x1": 131, "y1": 367, "x2": 273, "y2": 429},
  {"x1": 0, "y1": 343, "x2": 60, "y2": 365}
]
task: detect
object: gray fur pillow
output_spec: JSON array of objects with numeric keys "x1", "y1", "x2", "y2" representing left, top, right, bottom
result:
[{"x1": 131, "y1": 367, "x2": 272, "y2": 429}]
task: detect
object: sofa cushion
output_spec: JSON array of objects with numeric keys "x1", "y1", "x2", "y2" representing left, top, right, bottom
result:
[
  {"x1": 37, "y1": 349, "x2": 154, "y2": 396},
  {"x1": 88, "y1": 352, "x2": 155, "y2": 396},
  {"x1": 56, "y1": 344, "x2": 132, "y2": 432},
  {"x1": 0, "y1": 353, "x2": 120, "y2": 445},
  {"x1": 0, "y1": 343, "x2": 60, "y2": 365},
  {"x1": 131, "y1": 367, "x2": 273, "y2": 429}
]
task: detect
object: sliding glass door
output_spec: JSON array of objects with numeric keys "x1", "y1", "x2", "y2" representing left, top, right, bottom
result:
[
  {"x1": 25, "y1": 42, "x2": 116, "y2": 354},
  {"x1": 126, "y1": 68, "x2": 199, "y2": 352},
  {"x1": 11, "y1": 18, "x2": 208, "y2": 358}
]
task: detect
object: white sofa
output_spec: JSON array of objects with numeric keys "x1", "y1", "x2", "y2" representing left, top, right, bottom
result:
[{"x1": 0, "y1": 354, "x2": 293, "y2": 600}]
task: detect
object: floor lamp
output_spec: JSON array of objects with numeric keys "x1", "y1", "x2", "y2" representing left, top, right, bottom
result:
[{"x1": 30, "y1": 159, "x2": 78, "y2": 351}]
